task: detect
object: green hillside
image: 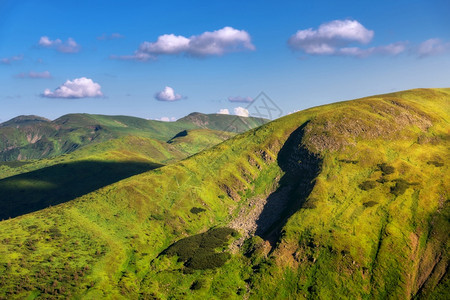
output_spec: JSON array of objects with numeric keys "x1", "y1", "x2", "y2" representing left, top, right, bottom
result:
[
  {"x1": 0, "y1": 128, "x2": 237, "y2": 219},
  {"x1": 0, "y1": 88, "x2": 448, "y2": 299},
  {"x1": 0, "y1": 113, "x2": 267, "y2": 161}
]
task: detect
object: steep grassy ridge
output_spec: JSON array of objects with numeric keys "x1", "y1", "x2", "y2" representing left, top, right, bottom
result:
[{"x1": 0, "y1": 89, "x2": 448, "y2": 299}]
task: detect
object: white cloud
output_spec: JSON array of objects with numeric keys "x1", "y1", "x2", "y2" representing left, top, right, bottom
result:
[
  {"x1": 110, "y1": 52, "x2": 154, "y2": 62},
  {"x1": 288, "y1": 20, "x2": 374, "y2": 55},
  {"x1": 158, "y1": 116, "x2": 177, "y2": 122},
  {"x1": 42, "y1": 77, "x2": 103, "y2": 99},
  {"x1": 234, "y1": 106, "x2": 249, "y2": 117},
  {"x1": 97, "y1": 33, "x2": 124, "y2": 40},
  {"x1": 1, "y1": 54, "x2": 23, "y2": 64},
  {"x1": 288, "y1": 19, "x2": 408, "y2": 58},
  {"x1": 154, "y1": 86, "x2": 184, "y2": 101},
  {"x1": 228, "y1": 96, "x2": 253, "y2": 103},
  {"x1": 139, "y1": 34, "x2": 190, "y2": 55},
  {"x1": 114, "y1": 26, "x2": 255, "y2": 61},
  {"x1": 287, "y1": 110, "x2": 301, "y2": 115},
  {"x1": 217, "y1": 108, "x2": 230, "y2": 115},
  {"x1": 17, "y1": 71, "x2": 51, "y2": 79},
  {"x1": 39, "y1": 36, "x2": 80, "y2": 53},
  {"x1": 338, "y1": 42, "x2": 408, "y2": 57},
  {"x1": 187, "y1": 26, "x2": 255, "y2": 56},
  {"x1": 417, "y1": 38, "x2": 450, "y2": 58}
]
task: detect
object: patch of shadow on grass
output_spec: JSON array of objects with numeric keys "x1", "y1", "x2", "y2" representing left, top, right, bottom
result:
[
  {"x1": 254, "y1": 122, "x2": 322, "y2": 246},
  {"x1": 0, "y1": 160, "x2": 162, "y2": 220}
]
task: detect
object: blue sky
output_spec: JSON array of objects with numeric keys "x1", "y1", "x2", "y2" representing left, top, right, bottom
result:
[{"x1": 0, "y1": 0, "x2": 449, "y2": 122}]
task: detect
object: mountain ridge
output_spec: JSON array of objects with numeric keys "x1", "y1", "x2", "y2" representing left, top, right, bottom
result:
[
  {"x1": 0, "y1": 88, "x2": 448, "y2": 299},
  {"x1": 0, "y1": 112, "x2": 268, "y2": 162}
]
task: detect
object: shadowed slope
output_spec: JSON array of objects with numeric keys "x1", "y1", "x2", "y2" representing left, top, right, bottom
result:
[
  {"x1": 0, "y1": 160, "x2": 161, "y2": 220},
  {"x1": 255, "y1": 123, "x2": 322, "y2": 245}
]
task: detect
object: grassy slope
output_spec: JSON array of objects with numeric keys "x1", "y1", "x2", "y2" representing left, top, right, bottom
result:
[
  {"x1": 0, "y1": 129, "x2": 237, "y2": 220},
  {"x1": 0, "y1": 128, "x2": 235, "y2": 180},
  {"x1": 0, "y1": 113, "x2": 265, "y2": 161},
  {"x1": 0, "y1": 88, "x2": 448, "y2": 299}
]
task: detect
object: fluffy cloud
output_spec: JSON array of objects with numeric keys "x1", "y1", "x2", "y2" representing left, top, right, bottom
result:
[
  {"x1": 42, "y1": 77, "x2": 103, "y2": 98},
  {"x1": 234, "y1": 107, "x2": 249, "y2": 117},
  {"x1": 288, "y1": 19, "x2": 407, "y2": 57},
  {"x1": 157, "y1": 116, "x2": 177, "y2": 122},
  {"x1": 1, "y1": 54, "x2": 23, "y2": 64},
  {"x1": 154, "y1": 86, "x2": 184, "y2": 101},
  {"x1": 97, "y1": 33, "x2": 124, "y2": 40},
  {"x1": 17, "y1": 71, "x2": 51, "y2": 79},
  {"x1": 228, "y1": 96, "x2": 253, "y2": 103},
  {"x1": 417, "y1": 38, "x2": 450, "y2": 58},
  {"x1": 39, "y1": 36, "x2": 80, "y2": 53},
  {"x1": 114, "y1": 27, "x2": 254, "y2": 61},
  {"x1": 217, "y1": 108, "x2": 230, "y2": 115},
  {"x1": 288, "y1": 20, "x2": 373, "y2": 55}
]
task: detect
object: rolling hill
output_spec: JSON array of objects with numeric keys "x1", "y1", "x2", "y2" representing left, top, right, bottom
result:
[
  {"x1": 0, "y1": 128, "x2": 237, "y2": 220},
  {"x1": 0, "y1": 88, "x2": 448, "y2": 299},
  {"x1": 0, "y1": 113, "x2": 267, "y2": 162}
]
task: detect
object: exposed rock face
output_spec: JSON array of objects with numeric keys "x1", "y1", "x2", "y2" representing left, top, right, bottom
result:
[{"x1": 229, "y1": 122, "x2": 322, "y2": 247}]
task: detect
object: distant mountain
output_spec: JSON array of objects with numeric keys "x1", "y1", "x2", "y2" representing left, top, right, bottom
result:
[
  {"x1": 0, "y1": 130, "x2": 239, "y2": 219},
  {"x1": 0, "y1": 115, "x2": 51, "y2": 128},
  {"x1": 0, "y1": 88, "x2": 448, "y2": 299},
  {"x1": 0, "y1": 112, "x2": 268, "y2": 161},
  {"x1": 178, "y1": 112, "x2": 267, "y2": 133}
]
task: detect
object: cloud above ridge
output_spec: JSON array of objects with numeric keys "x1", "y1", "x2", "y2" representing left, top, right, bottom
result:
[
  {"x1": 1, "y1": 54, "x2": 23, "y2": 64},
  {"x1": 416, "y1": 38, "x2": 450, "y2": 58},
  {"x1": 155, "y1": 86, "x2": 184, "y2": 101},
  {"x1": 17, "y1": 71, "x2": 51, "y2": 79},
  {"x1": 234, "y1": 106, "x2": 249, "y2": 117},
  {"x1": 288, "y1": 19, "x2": 408, "y2": 57},
  {"x1": 217, "y1": 108, "x2": 230, "y2": 115},
  {"x1": 228, "y1": 96, "x2": 253, "y2": 103},
  {"x1": 39, "y1": 36, "x2": 80, "y2": 53},
  {"x1": 113, "y1": 26, "x2": 255, "y2": 61},
  {"x1": 42, "y1": 77, "x2": 103, "y2": 98}
]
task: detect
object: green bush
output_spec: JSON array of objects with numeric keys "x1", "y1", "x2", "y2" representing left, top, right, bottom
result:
[
  {"x1": 359, "y1": 181, "x2": 377, "y2": 191},
  {"x1": 427, "y1": 161, "x2": 444, "y2": 167},
  {"x1": 390, "y1": 179, "x2": 410, "y2": 196},
  {"x1": 363, "y1": 201, "x2": 378, "y2": 208},
  {"x1": 378, "y1": 163, "x2": 395, "y2": 175},
  {"x1": 190, "y1": 207, "x2": 206, "y2": 214},
  {"x1": 190, "y1": 279, "x2": 205, "y2": 290},
  {"x1": 161, "y1": 227, "x2": 237, "y2": 270}
]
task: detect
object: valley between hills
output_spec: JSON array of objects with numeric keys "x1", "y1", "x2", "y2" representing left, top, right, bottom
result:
[{"x1": 0, "y1": 88, "x2": 448, "y2": 299}]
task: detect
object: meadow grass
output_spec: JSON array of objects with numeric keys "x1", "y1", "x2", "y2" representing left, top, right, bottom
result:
[{"x1": 0, "y1": 88, "x2": 448, "y2": 299}]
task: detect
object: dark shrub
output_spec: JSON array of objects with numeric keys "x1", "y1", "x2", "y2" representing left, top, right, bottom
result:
[
  {"x1": 376, "y1": 177, "x2": 388, "y2": 183},
  {"x1": 190, "y1": 207, "x2": 206, "y2": 214},
  {"x1": 378, "y1": 163, "x2": 395, "y2": 175},
  {"x1": 390, "y1": 179, "x2": 410, "y2": 196},
  {"x1": 302, "y1": 199, "x2": 317, "y2": 209},
  {"x1": 363, "y1": 201, "x2": 378, "y2": 208},
  {"x1": 161, "y1": 227, "x2": 237, "y2": 270},
  {"x1": 359, "y1": 181, "x2": 377, "y2": 191},
  {"x1": 427, "y1": 161, "x2": 444, "y2": 167},
  {"x1": 339, "y1": 159, "x2": 358, "y2": 164},
  {"x1": 190, "y1": 279, "x2": 205, "y2": 290}
]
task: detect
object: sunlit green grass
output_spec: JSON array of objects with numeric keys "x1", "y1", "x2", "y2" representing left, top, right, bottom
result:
[{"x1": 0, "y1": 88, "x2": 448, "y2": 299}]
